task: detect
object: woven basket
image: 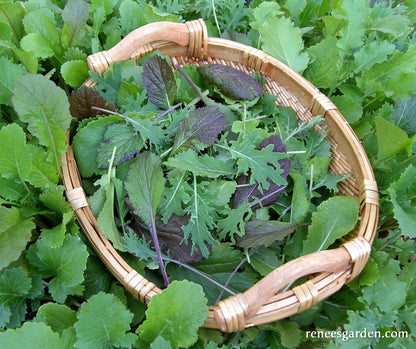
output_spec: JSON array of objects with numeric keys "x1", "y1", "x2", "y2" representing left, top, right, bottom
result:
[{"x1": 62, "y1": 19, "x2": 379, "y2": 332}]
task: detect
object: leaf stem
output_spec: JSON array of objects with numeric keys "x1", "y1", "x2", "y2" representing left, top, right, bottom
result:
[
  {"x1": 174, "y1": 64, "x2": 208, "y2": 105},
  {"x1": 154, "y1": 102, "x2": 182, "y2": 121}
]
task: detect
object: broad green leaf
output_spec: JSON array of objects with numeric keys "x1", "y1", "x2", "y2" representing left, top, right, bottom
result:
[
  {"x1": 61, "y1": 60, "x2": 89, "y2": 88},
  {"x1": 304, "y1": 36, "x2": 341, "y2": 89},
  {"x1": 391, "y1": 94, "x2": 416, "y2": 135},
  {"x1": 0, "y1": 57, "x2": 25, "y2": 106},
  {"x1": 144, "y1": 4, "x2": 179, "y2": 23},
  {"x1": 61, "y1": 0, "x2": 90, "y2": 48},
  {"x1": 258, "y1": 16, "x2": 309, "y2": 73},
  {"x1": 137, "y1": 280, "x2": 208, "y2": 349},
  {"x1": 369, "y1": 14, "x2": 410, "y2": 36},
  {"x1": 22, "y1": 10, "x2": 60, "y2": 49},
  {"x1": 20, "y1": 32, "x2": 54, "y2": 59},
  {"x1": 387, "y1": 165, "x2": 416, "y2": 238},
  {"x1": 27, "y1": 235, "x2": 88, "y2": 303},
  {"x1": 405, "y1": 0, "x2": 416, "y2": 23},
  {"x1": 0, "y1": 322, "x2": 67, "y2": 349},
  {"x1": 331, "y1": 95, "x2": 362, "y2": 124},
  {"x1": 12, "y1": 74, "x2": 71, "y2": 173},
  {"x1": 27, "y1": 144, "x2": 59, "y2": 188},
  {"x1": 91, "y1": 0, "x2": 118, "y2": 16},
  {"x1": 196, "y1": 64, "x2": 264, "y2": 100},
  {"x1": 75, "y1": 292, "x2": 137, "y2": 348},
  {"x1": 0, "y1": 206, "x2": 35, "y2": 271},
  {"x1": 0, "y1": 2, "x2": 26, "y2": 46},
  {"x1": 302, "y1": 196, "x2": 359, "y2": 255},
  {"x1": 36, "y1": 303, "x2": 77, "y2": 335},
  {"x1": 173, "y1": 106, "x2": 226, "y2": 153},
  {"x1": 272, "y1": 320, "x2": 303, "y2": 349},
  {"x1": 0, "y1": 268, "x2": 32, "y2": 328},
  {"x1": 72, "y1": 115, "x2": 121, "y2": 177},
  {"x1": 151, "y1": 336, "x2": 172, "y2": 349},
  {"x1": 353, "y1": 40, "x2": 395, "y2": 74},
  {"x1": 119, "y1": 0, "x2": 145, "y2": 35},
  {"x1": 249, "y1": 1, "x2": 283, "y2": 31},
  {"x1": 142, "y1": 55, "x2": 177, "y2": 110},
  {"x1": 0, "y1": 178, "x2": 26, "y2": 202},
  {"x1": 0, "y1": 123, "x2": 32, "y2": 181},
  {"x1": 82, "y1": 255, "x2": 113, "y2": 298},
  {"x1": 166, "y1": 149, "x2": 236, "y2": 178}
]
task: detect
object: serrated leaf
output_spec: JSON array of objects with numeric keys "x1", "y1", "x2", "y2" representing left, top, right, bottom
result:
[
  {"x1": 0, "y1": 123, "x2": 32, "y2": 181},
  {"x1": 0, "y1": 57, "x2": 26, "y2": 106},
  {"x1": 61, "y1": 60, "x2": 89, "y2": 88},
  {"x1": 258, "y1": 16, "x2": 309, "y2": 73},
  {"x1": 166, "y1": 149, "x2": 236, "y2": 178},
  {"x1": 302, "y1": 196, "x2": 359, "y2": 255},
  {"x1": 69, "y1": 85, "x2": 116, "y2": 120},
  {"x1": 36, "y1": 303, "x2": 77, "y2": 335},
  {"x1": 89, "y1": 63, "x2": 123, "y2": 104},
  {"x1": 0, "y1": 206, "x2": 35, "y2": 271},
  {"x1": 0, "y1": 268, "x2": 32, "y2": 328},
  {"x1": 75, "y1": 292, "x2": 137, "y2": 349},
  {"x1": 142, "y1": 55, "x2": 177, "y2": 110},
  {"x1": 196, "y1": 64, "x2": 263, "y2": 100},
  {"x1": 353, "y1": 40, "x2": 395, "y2": 74},
  {"x1": 119, "y1": 0, "x2": 145, "y2": 35},
  {"x1": 217, "y1": 202, "x2": 253, "y2": 240},
  {"x1": 137, "y1": 280, "x2": 208, "y2": 349},
  {"x1": 27, "y1": 235, "x2": 88, "y2": 303},
  {"x1": 0, "y1": 322, "x2": 67, "y2": 349},
  {"x1": 97, "y1": 123, "x2": 143, "y2": 169},
  {"x1": 236, "y1": 219, "x2": 299, "y2": 249},
  {"x1": 61, "y1": 0, "x2": 89, "y2": 48},
  {"x1": 387, "y1": 165, "x2": 416, "y2": 238},
  {"x1": 12, "y1": 74, "x2": 71, "y2": 173},
  {"x1": 173, "y1": 106, "x2": 226, "y2": 153}
]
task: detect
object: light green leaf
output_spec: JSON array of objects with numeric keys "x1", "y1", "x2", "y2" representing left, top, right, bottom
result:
[
  {"x1": 0, "y1": 268, "x2": 32, "y2": 328},
  {"x1": 290, "y1": 173, "x2": 309, "y2": 223},
  {"x1": 0, "y1": 178, "x2": 26, "y2": 202},
  {"x1": 27, "y1": 235, "x2": 88, "y2": 303},
  {"x1": 0, "y1": 322, "x2": 67, "y2": 349},
  {"x1": 0, "y1": 2, "x2": 26, "y2": 46},
  {"x1": 249, "y1": 1, "x2": 282, "y2": 31},
  {"x1": 137, "y1": 280, "x2": 208, "y2": 349},
  {"x1": 331, "y1": 95, "x2": 362, "y2": 124},
  {"x1": 91, "y1": 0, "x2": 118, "y2": 16},
  {"x1": 22, "y1": 10, "x2": 60, "y2": 48},
  {"x1": 165, "y1": 149, "x2": 236, "y2": 178},
  {"x1": 0, "y1": 123, "x2": 32, "y2": 181},
  {"x1": 61, "y1": 0, "x2": 90, "y2": 48},
  {"x1": 119, "y1": 0, "x2": 145, "y2": 35},
  {"x1": 302, "y1": 196, "x2": 360, "y2": 255},
  {"x1": 258, "y1": 16, "x2": 309, "y2": 73},
  {"x1": 369, "y1": 14, "x2": 410, "y2": 36},
  {"x1": 61, "y1": 60, "x2": 89, "y2": 88},
  {"x1": 20, "y1": 32, "x2": 54, "y2": 59},
  {"x1": 0, "y1": 206, "x2": 35, "y2": 271},
  {"x1": 151, "y1": 336, "x2": 172, "y2": 349},
  {"x1": 353, "y1": 40, "x2": 395, "y2": 74},
  {"x1": 12, "y1": 74, "x2": 71, "y2": 173},
  {"x1": 27, "y1": 144, "x2": 59, "y2": 188},
  {"x1": 0, "y1": 57, "x2": 26, "y2": 106},
  {"x1": 75, "y1": 292, "x2": 137, "y2": 349},
  {"x1": 36, "y1": 303, "x2": 77, "y2": 335},
  {"x1": 387, "y1": 165, "x2": 416, "y2": 238},
  {"x1": 391, "y1": 94, "x2": 416, "y2": 135}
]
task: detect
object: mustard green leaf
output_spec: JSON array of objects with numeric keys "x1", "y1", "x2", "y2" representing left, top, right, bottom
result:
[
  {"x1": 60, "y1": 60, "x2": 89, "y2": 88},
  {"x1": 20, "y1": 32, "x2": 54, "y2": 59},
  {"x1": 61, "y1": 0, "x2": 90, "y2": 48},
  {"x1": 0, "y1": 57, "x2": 26, "y2": 106},
  {"x1": 27, "y1": 144, "x2": 59, "y2": 188}
]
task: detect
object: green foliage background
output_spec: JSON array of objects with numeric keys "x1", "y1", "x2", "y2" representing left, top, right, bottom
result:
[{"x1": 0, "y1": 0, "x2": 415, "y2": 347}]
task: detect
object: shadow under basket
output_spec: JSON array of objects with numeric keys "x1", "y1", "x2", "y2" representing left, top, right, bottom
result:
[{"x1": 61, "y1": 19, "x2": 379, "y2": 333}]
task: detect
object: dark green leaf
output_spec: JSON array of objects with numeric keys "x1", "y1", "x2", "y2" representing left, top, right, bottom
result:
[
  {"x1": 197, "y1": 64, "x2": 263, "y2": 100},
  {"x1": 35, "y1": 303, "x2": 77, "y2": 335},
  {"x1": 142, "y1": 55, "x2": 177, "y2": 110}
]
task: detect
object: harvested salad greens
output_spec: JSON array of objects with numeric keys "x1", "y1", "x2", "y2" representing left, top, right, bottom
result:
[{"x1": 70, "y1": 52, "x2": 358, "y2": 300}]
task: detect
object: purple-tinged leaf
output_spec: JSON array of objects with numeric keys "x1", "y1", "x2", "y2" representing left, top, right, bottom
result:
[
  {"x1": 233, "y1": 135, "x2": 291, "y2": 209},
  {"x1": 236, "y1": 219, "x2": 302, "y2": 249},
  {"x1": 142, "y1": 55, "x2": 177, "y2": 110},
  {"x1": 61, "y1": 0, "x2": 89, "y2": 48},
  {"x1": 125, "y1": 152, "x2": 169, "y2": 285},
  {"x1": 173, "y1": 106, "x2": 226, "y2": 153},
  {"x1": 197, "y1": 64, "x2": 264, "y2": 100},
  {"x1": 69, "y1": 85, "x2": 116, "y2": 120}
]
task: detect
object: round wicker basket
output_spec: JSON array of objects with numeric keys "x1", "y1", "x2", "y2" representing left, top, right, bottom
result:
[{"x1": 62, "y1": 19, "x2": 379, "y2": 332}]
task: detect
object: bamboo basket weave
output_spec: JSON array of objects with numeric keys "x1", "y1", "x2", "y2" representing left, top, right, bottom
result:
[{"x1": 62, "y1": 19, "x2": 379, "y2": 332}]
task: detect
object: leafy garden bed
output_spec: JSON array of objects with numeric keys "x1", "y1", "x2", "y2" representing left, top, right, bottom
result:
[{"x1": 1, "y1": 0, "x2": 416, "y2": 348}]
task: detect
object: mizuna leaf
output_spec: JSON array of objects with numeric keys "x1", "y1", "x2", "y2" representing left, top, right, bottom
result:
[
  {"x1": 197, "y1": 64, "x2": 264, "y2": 100},
  {"x1": 137, "y1": 280, "x2": 208, "y2": 349},
  {"x1": 302, "y1": 196, "x2": 360, "y2": 255},
  {"x1": 236, "y1": 219, "x2": 300, "y2": 249},
  {"x1": 12, "y1": 74, "x2": 72, "y2": 174},
  {"x1": 172, "y1": 106, "x2": 226, "y2": 153},
  {"x1": 142, "y1": 55, "x2": 177, "y2": 110}
]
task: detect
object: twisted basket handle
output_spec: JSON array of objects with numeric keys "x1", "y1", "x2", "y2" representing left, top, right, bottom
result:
[{"x1": 87, "y1": 19, "x2": 208, "y2": 74}]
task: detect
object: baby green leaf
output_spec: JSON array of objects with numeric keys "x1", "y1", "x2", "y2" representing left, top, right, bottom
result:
[
  {"x1": 172, "y1": 106, "x2": 226, "y2": 153},
  {"x1": 61, "y1": 0, "x2": 90, "y2": 48},
  {"x1": 12, "y1": 74, "x2": 71, "y2": 174},
  {"x1": 35, "y1": 303, "x2": 77, "y2": 335},
  {"x1": 197, "y1": 64, "x2": 263, "y2": 100},
  {"x1": 137, "y1": 280, "x2": 208, "y2": 349},
  {"x1": 0, "y1": 206, "x2": 34, "y2": 271},
  {"x1": 165, "y1": 149, "x2": 236, "y2": 178},
  {"x1": 0, "y1": 57, "x2": 26, "y2": 106},
  {"x1": 61, "y1": 60, "x2": 89, "y2": 88},
  {"x1": 142, "y1": 55, "x2": 177, "y2": 110},
  {"x1": 302, "y1": 196, "x2": 360, "y2": 255},
  {"x1": 75, "y1": 292, "x2": 137, "y2": 349}
]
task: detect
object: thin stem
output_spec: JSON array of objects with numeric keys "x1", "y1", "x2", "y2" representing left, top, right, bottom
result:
[
  {"x1": 241, "y1": 114, "x2": 268, "y2": 123},
  {"x1": 210, "y1": 0, "x2": 221, "y2": 34},
  {"x1": 154, "y1": 102, "x2": 182, "y2": 121},
  {"x1": 174, "y1": 64, "x2": 208, "y2": 105}
]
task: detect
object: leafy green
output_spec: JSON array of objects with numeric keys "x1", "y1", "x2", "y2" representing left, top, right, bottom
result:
[
  {"x1": 61, "y1": 60, "x2": 89, "y2": 88},
  {"x1": 74, "y1": 292, "x2": 137, "y2": 349},
  {"x1": 137, "y1": 280, "x2": 208, "y2": 349},
  {"x1": 196, "y1": 64, "x2": 264, "y2": 100},
  {"x1": 61, "y1": 0, "x2": 90, "y2": 49},
  {"x1": 142, "y1": 55, "x2": 177, "y2": 110},
  {"x1": 35, "y1": 303, "x2": 77, "y2": 335},
  {"x1": 0, "y1": 206, "x2": 35, "y2": 271},
  {"x1": 0, "y1": 57, "x2": 25, "y2": 106},
  {"x1": 302, "y1": 196, "x2": 360, "y2": 255}
]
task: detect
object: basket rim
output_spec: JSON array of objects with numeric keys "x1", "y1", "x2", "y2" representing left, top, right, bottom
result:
[{"x1": 62, "y1": 19, "x2": 379, "y2": 332}]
